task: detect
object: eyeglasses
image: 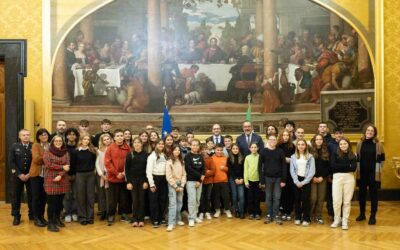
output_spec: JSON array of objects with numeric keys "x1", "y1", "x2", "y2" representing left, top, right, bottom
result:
[{"x1": 40, "y1": 134, "x2": 48, "y2": 136}]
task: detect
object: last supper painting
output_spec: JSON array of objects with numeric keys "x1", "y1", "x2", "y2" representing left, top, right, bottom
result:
[{"x1": 51, "y1": 0, "x2": 375, "y2": 132}]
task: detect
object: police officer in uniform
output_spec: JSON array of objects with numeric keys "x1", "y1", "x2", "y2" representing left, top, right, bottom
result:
[{"x1": 8, "y1": 129, "x2": 33, "y2": 225}]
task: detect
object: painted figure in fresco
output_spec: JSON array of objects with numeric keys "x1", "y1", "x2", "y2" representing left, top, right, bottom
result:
[
  {"x1": 98, "y1": 43, "x2": 111, "y2": 64},
  {"x1": 202, "y1": 37, "x2": 226, "y2": 64},
  {"x1": 262, "y1": 76, "x2": 281, "y2": 113},
  {"x1": 74, "y1": 42, "x2": 87, "y2": 66},
  {"x1": 180, "y1": 39, "x2": 202, "y2": 64},
  {"x1": 122, "y1": 77, "x2": 150, "y2": 113},
  {"x1": 161, "y1": 51, "x2": 182, "y2": 107},
  {"x1": 65, "y1": 41, "x2": 77, "y2": 100},
  {"x1": 82, "y1": 61, "x2": 108, "y2": 99}
]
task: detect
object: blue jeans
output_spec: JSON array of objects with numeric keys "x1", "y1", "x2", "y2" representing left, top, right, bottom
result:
[
  {"x1": 186, "y1": 181, "x2": 202, "y2": 221},
  {"x1": 265, "y1": 177, "x2": 282, "y2": 217},
  {"x1": 168, "y1": 185, "x2": 183, "y2": 226},
  {"x1": 229, "y1": 177, "x2": 245, "y2": 214}
]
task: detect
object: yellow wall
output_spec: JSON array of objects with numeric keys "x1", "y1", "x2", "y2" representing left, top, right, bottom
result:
[
  {"x1": 0, "y1": 0, "x2": 399, "y2": 189},
  {"x1": 0, "y1": 0, "x2": 43, "y2": 127}
]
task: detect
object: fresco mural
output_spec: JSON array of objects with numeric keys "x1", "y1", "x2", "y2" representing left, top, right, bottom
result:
[{"x1": 52, "y1": 0, "x2": 374, "y2": 115}]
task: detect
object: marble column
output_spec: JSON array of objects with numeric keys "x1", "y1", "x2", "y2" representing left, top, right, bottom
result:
[
  {"x1": 263, "y1": 0, "x2": 277, "y2": 79},
  {"x1": 255, "y1": 0, "x2": 263, "y2": 36},
  {"x1": 52, "y1": 44, "x2": 70, "y2": 103},
  {"x1": 80, "y1": 15, "x2": 94, "y2": 45},
  {"x1": 147, "y1": 0, "x2": 161, "y2": 87},
  {"x1": 160, "y1": 0, "x2": 169, "y2": 28}
]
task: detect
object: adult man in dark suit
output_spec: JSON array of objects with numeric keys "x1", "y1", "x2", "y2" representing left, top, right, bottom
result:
[
  {"x1": 207, "y1": 123, "x2": 225, "y2": 146},
  {"x1": 236, "y1": 121, "x2": 264, "y2": 156},
  {"x1": 8, "y1": 129, "x2": 33, "y2": 225}
]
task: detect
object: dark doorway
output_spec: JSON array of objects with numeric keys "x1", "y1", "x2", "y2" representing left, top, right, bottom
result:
[{"x1": 0, "y1": 40, "x2": 27, "y2": 202}]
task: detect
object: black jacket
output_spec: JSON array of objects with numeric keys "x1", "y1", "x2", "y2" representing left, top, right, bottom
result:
[
  {"x1": 125, "y1": 150, "x2": 148, "y2": 184},
  {"x1": 258, "y1": 147, "x2": 287, "y2": 184},
  {"x1": 331, "y1": 153, "x2": 357, "y2": 174},
  {"x1": 184, "y1": 152, "x2": 205, "y2": 182},
  {"x1": 228, "y1": 154, "x2": 244, "y2": 179},
  {"x1": 8, "y1": 142, "x2": 33, "y2": 176}
]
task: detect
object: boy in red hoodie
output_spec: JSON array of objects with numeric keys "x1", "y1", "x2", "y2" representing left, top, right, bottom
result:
[
  {"x1": 104, "y1": 129, "x2": 131, "y2": 225},
  {"x1": 212, "y1": 144, "x2": 232, "y2": 218}
]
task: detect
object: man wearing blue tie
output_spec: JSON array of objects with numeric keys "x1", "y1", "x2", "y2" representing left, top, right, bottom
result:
[
  {"x1": 207, "y1": 124, "x2": 225, "y2": 146},
  {"x1": 236, "y1": 121, "x2": 264, "y2": 156}
]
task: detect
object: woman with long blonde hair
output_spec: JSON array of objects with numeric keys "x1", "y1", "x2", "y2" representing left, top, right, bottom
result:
[
  {"x1": 290, "y1": 139, "x2": 315, "y2": 227},
  {"x1": 95, "y1": 133, "x2": 113, "y2": 221}
]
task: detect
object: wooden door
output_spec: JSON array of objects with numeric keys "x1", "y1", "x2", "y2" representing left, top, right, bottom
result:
[{"x1": 0, "y1": 60, "x2": 5, "y2": 200}]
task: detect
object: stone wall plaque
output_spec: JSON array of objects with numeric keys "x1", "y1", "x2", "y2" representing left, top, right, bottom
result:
[{"x1": 321, "y1": 89, "x2": 374, "y2": 133}]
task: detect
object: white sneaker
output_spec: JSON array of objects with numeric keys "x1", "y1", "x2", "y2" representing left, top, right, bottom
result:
[
  {"x1": 331, "y1": 218, "x2": 342, "y2": 228},
  {"x1": 198, "y1": 213, "x2": 204, "y2": 220},
  {"x1": 294, "y1": 220, "x2": 301, "y2": 225},
  {"x1": 205, "y1": 212, "x2": 212, "y2": 220},
  {"x1": 342, "y1": 223, "x2": 349, "y2": 230},
  {"x1": 72, "y1": 214, "x2": 78, "y2": 222},
  {"x1": 177, "y1": 221, "x2": 185, "y2": 226},
  {"x1": 65, "y1": 215, "x2": 72, "y2": 223},
  {"x1": 225, "y1": 210, "x2": 233, "y2": 218},
  {"x1": 166, "y1": 225, "x2": 174, "y2": 232},
  {"x1": 214, "y1": 209, "x2": 221, "y2": 218},
  {"x1": 195, "y1": 218, "x2": 203, "y2": 223},
  {"x1": 189, "y1": 220, "x2": 195, "y2": 227},
  {"x1": 302, "y1": 221, "x2": 310, "y2": 227}
]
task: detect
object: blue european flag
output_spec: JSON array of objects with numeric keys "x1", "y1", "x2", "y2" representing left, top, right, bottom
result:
[{"x1": 161, "y1": 106, "x2": 172, "y2": 139}]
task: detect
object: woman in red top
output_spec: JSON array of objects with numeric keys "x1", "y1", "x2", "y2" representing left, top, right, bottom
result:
[{"x1": 43, "y1": 135, "x2": 71, "y2": 232}]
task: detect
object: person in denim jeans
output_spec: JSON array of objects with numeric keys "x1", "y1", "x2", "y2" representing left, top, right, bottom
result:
[
  {"x1": 228, "y1": 144, "x2": 245, "y2": 218},
  {"x1": 166, "y1": 146, "x2": 187, "y2": 231},
  {"x1": 184, "y1": 139, "x2": 205, "y2": 227},
  {"x1": 258, "y1": 135, "x2": 287, "y2": 225}
]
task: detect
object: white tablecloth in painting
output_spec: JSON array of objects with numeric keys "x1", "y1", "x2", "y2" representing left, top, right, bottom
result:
[
  {"x1": 73, "y1": 65, "x2": 125, "y2": 96},
  {"x1": 178, "y1": 64, "x2": 233, "y2": 91},
  {"x1": 286, "y1": 63, "x2": 318, "y2": 95}
]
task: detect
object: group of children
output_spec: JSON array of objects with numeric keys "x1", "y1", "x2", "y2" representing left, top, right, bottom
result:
[{"x1": 11, "y1": 119, "x2": 383, "y2": 233}]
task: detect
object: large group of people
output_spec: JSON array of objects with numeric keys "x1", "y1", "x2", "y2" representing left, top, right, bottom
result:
[{"x1": 9, "y1": 119, "x2": 384, "y2": 233}]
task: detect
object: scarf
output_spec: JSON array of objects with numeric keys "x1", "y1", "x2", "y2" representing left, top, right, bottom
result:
[{"x1": 49, "y1": 145, "x2": 68, "y2": 157}]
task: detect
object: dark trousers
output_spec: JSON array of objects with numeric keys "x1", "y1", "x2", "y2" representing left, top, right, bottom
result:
[
  {"x1": 75, "y1": 171, "x2": 95, "y2": 221},
  {"x1": 47, "y1": 194, "x2": 64, "y2": 224},
  {"x1": 96, "y1": 175, "x2": 108, "y2": 214},
  {"x1": 213, "y1": 182, "x2": 230, "y2": 210},
  {"x1": 199, "y1": 183, "x2": 213, "y2": 213},
  {"x1": 131, "y1": 178, "x2": 147, "y2": 222},
  {"x1": 107, "y1": 182, "x2": 129, "y2": 216},
  {"x1": 181, "y1": 186, "x2": 188, "y2": 212},
  {"x1": 247, "y1": 181, "x2": 261, "y2": 216},
  {"x1": 149, "y1": 175, "x2": 168, "y2": 223},
  {"x1": 11, "y1": 176, "x2": 32, "y2": 218},
  {"x1": 358, "y1": 181, "x2": 379, "y2": 215},
  {"x1": 294, "y1": 176, "x2": 311, "y2": 222},
  {"x1": 265, "y1": 177, "x2": 282, "y2": 217},
  {"x1": 281, "y1": 174, "x2": 295, "y2": 215},
  {"x1": 326, "y1": 179, "x2": 334, "y2": 216},
  {"x1": 30, "y1": 176, "x2": 46, "y2": 219}
]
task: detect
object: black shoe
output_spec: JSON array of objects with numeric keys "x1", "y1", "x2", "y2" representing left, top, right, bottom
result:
[
  {"x1": 29, "y1": 215, "x2": 34, "y2": 221},
  {"x1": 160, "y1": 220, "x2": 167, "y2": 225},
  {"x1": 235, "y1": 211, "x2": 240, "y2": 218},
  {"x1": 87, "y1": 220, "x2": 94, "y2": 224},
  {"x1": 107, "y1": 215, "x2": 115, "y2": 226},
  {"x1": 240, "y1": 213, "x2": 245, "y2": 219},
  {"x1": 56, "y1": 218, "x2": 65, "y2": 227},
  {"x1": 248, "y1": 214, "x2": 254, "y2": 220},
  {"x1": 99, "y1": 212, "x2": 107, "y2": 221},
  {"x1": 40, "y1": 217, "x2": 48, "y2": 226},
  {"x1": 80, "y1": 220, "x2": 88, "y2": 225},
  {"x1": 264, "y1": 214, "x2": 272, "y2": 224},
  {"x1": 255, "y1": 214, "x2": 261, "y2": 220},
  {"x1": 121, "y1": 214, "x2": 130, "y2": 222},
  {"x1": 34, "y1": 218, "x2": 46, "y2": 227},
  {"x1": 13, "y1": 216, "x2": 21, "y2": 226},
  {"x1": 368, "y1": 216, "x2": 376, "y2": 225},
  {"x1": 152, "y1": 222, "x2": 159, "y2": 228},
  {"x1": 356, "y1": 213, "x2": 366, "y2": 221},
  {"x1": 47, "y1": 223, "x2": 59, "y2": 232}
]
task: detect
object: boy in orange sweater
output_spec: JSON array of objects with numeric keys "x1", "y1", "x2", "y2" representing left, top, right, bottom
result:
[
  {"x1": 212, "y1": 144, "x2": 232, "y2": 218},
  {"x1": 199, "y1": 143, "x2": 215, "y2": 220}
]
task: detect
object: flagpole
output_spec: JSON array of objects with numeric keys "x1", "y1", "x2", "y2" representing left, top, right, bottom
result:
[{"x1": 163, "y1": 87, "x2": 167, "y2": 107}]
